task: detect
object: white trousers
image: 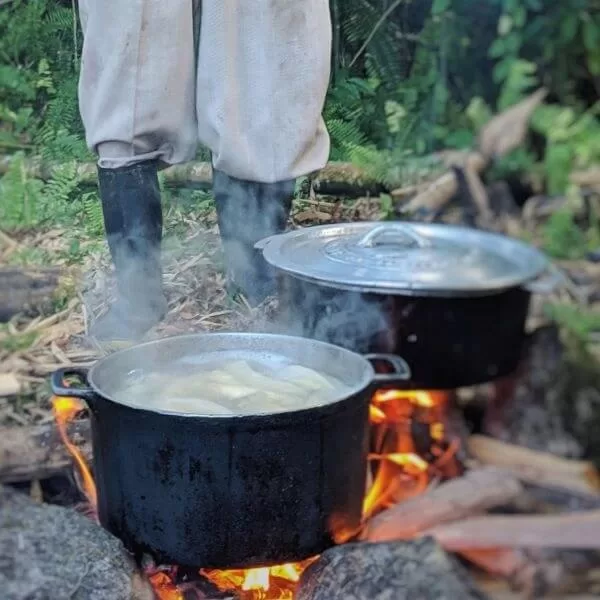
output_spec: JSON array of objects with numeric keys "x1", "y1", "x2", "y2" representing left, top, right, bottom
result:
[{"x1": 78, "y1": 0, "x2": 331, "y2": 183}]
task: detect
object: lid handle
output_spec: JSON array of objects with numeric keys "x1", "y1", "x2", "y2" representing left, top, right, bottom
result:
[{"x1": 356, "y1": 223, "x2": 431, "y2": 249}]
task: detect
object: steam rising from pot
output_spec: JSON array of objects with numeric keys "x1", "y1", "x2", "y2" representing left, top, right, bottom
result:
[{"x1": 82, "y1": 182, "x2": 389, "y2": 354}]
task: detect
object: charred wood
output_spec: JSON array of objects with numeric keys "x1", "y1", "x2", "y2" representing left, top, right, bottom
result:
[
  {"x1": 483, "y1": 325, "x2": 585, "y2": 459},
  {"x1": 461, "y1": 548, "x2": 600, "y2": 599},
  {"x1": 0, "y1": 418, "x2": 91, "y2": 484},
  {"x1": 0, "y1": 267, "x2": 63, "y2": 322},
  {"x1": 485, "y1": 324, "x2": 600, "y2": 464}
]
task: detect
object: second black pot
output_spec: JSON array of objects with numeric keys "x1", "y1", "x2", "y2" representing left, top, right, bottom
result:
[
  {"x1": 257, "y1": 222, "x2": 561, "y2": 389},
  {"x1": 278, "y1": 276, "x2": 531, "y2": 389}
]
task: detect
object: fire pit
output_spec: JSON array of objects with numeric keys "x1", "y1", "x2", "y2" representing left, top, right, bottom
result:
[
  {"x1": 7, "y1": 320, "x2": 594, "y2": 599},
  {"x1": 52, "y1": 376, "x2": 462, "y2": 599}
]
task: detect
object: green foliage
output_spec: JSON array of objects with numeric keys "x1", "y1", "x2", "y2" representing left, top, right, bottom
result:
[
  {"x1": 544, "y1": 303, "x2": 600, "y2": 343},
  {"x1": 531, "y1": 103, "x2": 600, "y2": 195},
  {"x1": 82, "y1": 192, "x2": 105, "y2": 237},
  {"x1": 0, "y1": 153, "x2": 44, "y2": 229},
  {"x1": 1, "y1": 0, "x2": 600, "y2": 236},
  {"x1": 0, "y1": 153, "x2": 105, "y2": 239},
  {"x1": 542, "y1": 209, "x2": 588, "y2": 259},
  {"x1": 490, "y1": 0, "x2": 600, "y2": 107},
  {"x1": 0, "y1": 0, "x2": 85, "y2": 157},
  {"x1": 0, "y1": 328, "x2": 38, "y2": 352}
]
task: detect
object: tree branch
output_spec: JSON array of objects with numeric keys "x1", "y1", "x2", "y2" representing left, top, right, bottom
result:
[{"x1": 348, "y1": 0, "x2": 406, "y2": 69}]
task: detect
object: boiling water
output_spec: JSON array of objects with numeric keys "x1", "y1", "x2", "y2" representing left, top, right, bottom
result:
[{"x1": 112, "y1": 355, "x2": 351, "y2": 415}]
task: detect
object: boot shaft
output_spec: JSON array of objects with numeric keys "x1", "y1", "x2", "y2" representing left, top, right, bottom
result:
[
  {"x1": 94, "y1": 161, "x2": 167, "y2": 341},
  {"x1": 213, "y1": 170, "x2": 294, "y2": 305}
]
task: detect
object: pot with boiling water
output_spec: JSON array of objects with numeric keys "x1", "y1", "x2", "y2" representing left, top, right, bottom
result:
[{"x1": 51, "y1": 332, "x2": 409, "y2": 568}]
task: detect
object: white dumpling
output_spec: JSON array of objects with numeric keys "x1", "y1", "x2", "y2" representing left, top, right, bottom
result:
[
  {"x1": 221, "y1": 361, "x2": 307, "y2": 396},
  {"x1": 278, "y1": 365, "x2": 337, "y2": 391},
  {"x1": 117, "y1": 359, "x2": 344, "y2": 415},
  {"x1": 163, "y1": 397, "x2": 234, "y2": 415}
]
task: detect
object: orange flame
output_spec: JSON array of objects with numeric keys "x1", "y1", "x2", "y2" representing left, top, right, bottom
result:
[
  {"x1": 52, "y1": 396, "x2": 97, "y2": 511},
  {"x1": 363, "y1": 389, "x2": 459, "y2": 519},
  {"x1": 202, "y1": 557, "x2": 317, "y2": 600},
  {"x1": 147, "y1": 572, "x2": 184, "y2": 600}
]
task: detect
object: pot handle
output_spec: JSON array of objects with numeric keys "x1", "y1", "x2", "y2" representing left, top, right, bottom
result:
[
  {"x1": 356, "y1": 223, "x2": 432, "y2": 249},
  {"x1": 51, "y1": 367, "x2": 97, "y2": 406},
  {"x1": 364, "y1": 353, "x2": 412, "y2": 385},
  {"x1": 524, "y1": 264, "x2": 566, "y2": 295},
  {"x1": 254, "y1": 234, "x2": 279, "y2": 251}
]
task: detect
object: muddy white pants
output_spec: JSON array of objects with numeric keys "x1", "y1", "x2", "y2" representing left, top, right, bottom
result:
[{"x1": 78, "y1": 0, "x2": 331, "y2": 183}]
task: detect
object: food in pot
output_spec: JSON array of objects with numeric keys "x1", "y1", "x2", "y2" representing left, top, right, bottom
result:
[{"x1": 113, "y1": 358, "x2": 348, "y2": 415}]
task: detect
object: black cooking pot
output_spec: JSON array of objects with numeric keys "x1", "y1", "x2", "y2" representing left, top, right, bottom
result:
[
  {"x1": 257, "y1": 222, "x2": 562, "y2": 389},
  {"x1": 50, "y1": 333, "x2": 409, "y2": 568}
]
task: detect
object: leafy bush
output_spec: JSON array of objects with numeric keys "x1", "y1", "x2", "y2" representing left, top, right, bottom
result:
[{"x1": 1, "y1": 0, "x2": 600, "y2": 233}]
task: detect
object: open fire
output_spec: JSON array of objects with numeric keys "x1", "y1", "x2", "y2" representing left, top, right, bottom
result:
[{"x1": 52, "y1": 388, "x2": 460, "y2": 600}]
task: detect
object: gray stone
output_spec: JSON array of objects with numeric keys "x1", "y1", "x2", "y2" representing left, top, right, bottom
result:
[
  {"x1": 0, "y1": 485, "x2": 154, "y2": 600},
  {"x1": 297, "y1": 537, "x2": 489, "y2": 600}
]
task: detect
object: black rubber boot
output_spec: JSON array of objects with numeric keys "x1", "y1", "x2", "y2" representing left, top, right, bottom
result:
[
  {"x1": 91, "y1": 161, "x2": 168, "y2": 343},
  {"x1": 213, "y1": 170, "x2": 294, "y2": 306}
]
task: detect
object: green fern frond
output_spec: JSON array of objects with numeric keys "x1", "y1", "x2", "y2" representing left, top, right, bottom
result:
[
  {"x1": 326, "y1": 118, "x2": 368, "y2": 161},
  {"x1": 36, "y1": 125, "x2": 90, "y2": 162},
  {"x1": 341, "y1": 0, "x2": 415, "y2": 88},
  {"x1": 45, "y1": 5, "x2": 75, "y2": 31},
  {"x1": 82, "y1": 192, "x2": 105, "y2": 237},
  {"x1": 0, "y1": 153, "x2": 44, "y2": 230},
  {"x1": 43, "y1": 161, "x2": 81, "y2": 206}
]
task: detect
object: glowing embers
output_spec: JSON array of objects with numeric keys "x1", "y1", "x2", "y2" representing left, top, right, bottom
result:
[{"x1": 364, "y1": 389, "x2": 461, "y2": 519}]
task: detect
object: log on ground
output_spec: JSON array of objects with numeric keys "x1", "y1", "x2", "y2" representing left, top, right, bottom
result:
[
  {"x1": 0, "y1": 266, "x2": 63, "y2": 322},
  {"x1": 0, "y1": 157, "x2": 384, "y2": 196},
  {"x1": 296, "y1": 537, "x2": 489, "y2": 600},
  {"x1": 0, "y1": 484, "x2": 154, "y2": 600},
  {"x1": 0, "y1": 418, "x2": 91, "y2": 484}
]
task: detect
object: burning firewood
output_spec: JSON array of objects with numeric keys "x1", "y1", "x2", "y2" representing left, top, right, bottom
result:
[
  {"x1": 296, "y1": 537, "x2": 489, "y2": 600},
  {"x1": 363, "y1": 467, "x2": 523, "y2": 543}
]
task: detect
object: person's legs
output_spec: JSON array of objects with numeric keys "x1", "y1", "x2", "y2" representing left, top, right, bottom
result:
[
  {"x1": 196, "y1": 0, "x2": 332, "y2": 304},
  {"x1": 78, "y1": 0, "x2": 198, "y2": 341}
]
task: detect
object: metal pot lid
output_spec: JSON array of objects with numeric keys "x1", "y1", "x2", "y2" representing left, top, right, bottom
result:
[{"x1": 257, "y1": 221, "x2": 550, "y2": 296}]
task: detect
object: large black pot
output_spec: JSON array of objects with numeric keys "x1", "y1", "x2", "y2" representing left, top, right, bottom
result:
[
  {"x1": 50, "y1": 333, "x2": 409, "y2": 568},
  {"x1": 257, "y1": 222, "x2": 561, "y2": 389}
]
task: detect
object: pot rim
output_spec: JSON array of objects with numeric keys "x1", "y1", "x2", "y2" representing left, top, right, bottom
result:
[{"x1": 83, "y1": 332, "x2": 379, "y2": 419}]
